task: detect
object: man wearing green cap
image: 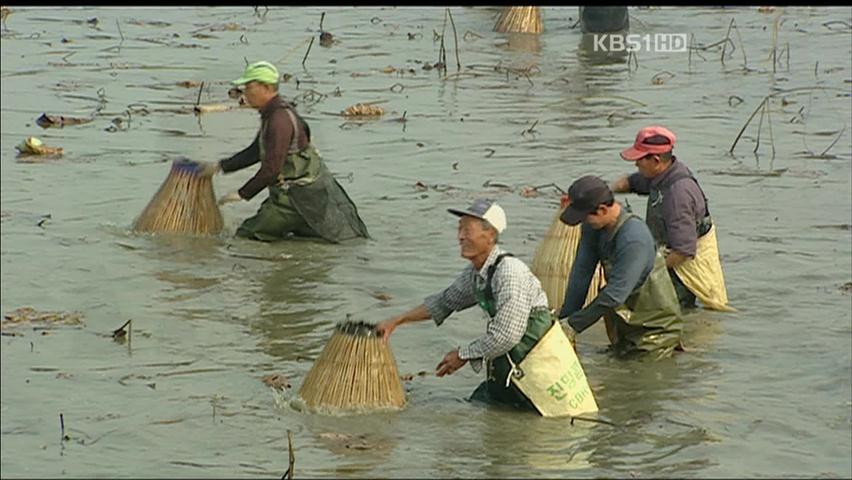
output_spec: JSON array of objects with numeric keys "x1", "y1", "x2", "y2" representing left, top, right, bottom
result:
[{"x1": 200, "y1": 60, "x2": 369, "y2": 243}]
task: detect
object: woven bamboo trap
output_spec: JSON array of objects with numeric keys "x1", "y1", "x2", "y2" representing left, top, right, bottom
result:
[
  {"x1": 298, "y1": 321, "x2": 406, "y2": 414},
  {"x1": 132, "y1": 158, "x2": 223, "y2": 235},
  {"x1": 531, "y1": 205, "x2": 605, "y2": 314},
  {"x1": 494, "y1": 7, "x2": 542, "y2": 34}
]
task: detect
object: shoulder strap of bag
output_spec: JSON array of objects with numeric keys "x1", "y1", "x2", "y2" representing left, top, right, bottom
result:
[
  {"x1": 484, "y1": 253, "x2": 514, "y2": 305},
  {"x1": 284, "y1": 109, "x2": 302, "y2": 153}
]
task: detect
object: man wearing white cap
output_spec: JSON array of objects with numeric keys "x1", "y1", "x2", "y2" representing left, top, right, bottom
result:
[
  {"x1": 377, "y1": 199, "x2": 592, "y2": 413},
  {"x1": 200, "y1": 60, "x2": 369, "y2": 243}
]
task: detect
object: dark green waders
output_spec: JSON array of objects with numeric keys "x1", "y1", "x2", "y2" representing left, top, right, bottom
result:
[{"x1": 467, "y1": 254, "x2": 554, "y2": 411}]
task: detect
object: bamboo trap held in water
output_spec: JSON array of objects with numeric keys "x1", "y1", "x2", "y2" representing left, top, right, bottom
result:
[
  {"x1": 132, "y1": 158, "x2": 223, "y2": 235},
  {"x1": 494, "y1": 7, "x2": 542, "y2": 34},
  {"x1": 531, "y1": 204, "x2": 605, "y2": 314},
  {"x1": 298, "y1": 321, "x2": 406, "y2": 413}
]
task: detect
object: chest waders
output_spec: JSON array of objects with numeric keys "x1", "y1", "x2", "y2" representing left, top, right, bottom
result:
[
  {"x1": 646, "y1": 170, "x2": 713, "y2": 307},
  {"x1": 646, "y1": 171, "x2": 713, "y2": 248},
  {"x1": 601, "y1": 214, "x2": 684, "y2": 359},
  {"x1": 472, "y1": 254, "x2": 552, "y2": 409},
  {"x1": 237, "y1": 107, "x2": 370, "y2": 243}
]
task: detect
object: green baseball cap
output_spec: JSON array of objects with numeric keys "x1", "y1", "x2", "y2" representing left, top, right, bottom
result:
[{"x1": 232, "y1": 60, "x2": 280, "y2": 85}]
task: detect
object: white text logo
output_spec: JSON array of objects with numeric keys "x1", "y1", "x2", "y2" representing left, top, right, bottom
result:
[{"x1": 592, "y1": 34, "x2": 688, "y2": 53}]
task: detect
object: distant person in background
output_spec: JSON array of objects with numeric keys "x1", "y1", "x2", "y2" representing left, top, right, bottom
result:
[
  {"x1": 559, "y1": 176, "x2": 684, "y2": 359},
  {"x1": 579, "y1": 6, "x2": 629, "y2": 33},
  {"x1": 610, "y1": 126, "x2": 733, "y2": 312},
  {"x1": 201, "y1": 60, "x2": 368, "y2": 243}
]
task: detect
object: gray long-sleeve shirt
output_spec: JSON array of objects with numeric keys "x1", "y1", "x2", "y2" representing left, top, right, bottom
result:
[
  {"x1": 558, "y1": 208, "x2": 656, "y2": 333},
  {"x1": 627, "y1": 157, "x2": 707, "y2": 257}
]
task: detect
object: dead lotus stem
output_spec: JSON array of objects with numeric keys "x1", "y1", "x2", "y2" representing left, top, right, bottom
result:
[
  {"x1": 440, "y1": 11, "x2": 448, "y2": 69},
  {"x1": 753, "y1": 99, "x2": 767, "y2": 154},
  {"x1": 302, "y1": 36, "x2": 314, "y2": 68},
  {"x1": 688, "y1": 33, "x2": 695, "y2": 68},
  {"x1": 721, "y1": 18, "x2": 734, "y2": 65},
  {"x1": 729, "y1": 96, "x2": 768, "y2": 154},
  {"x1": 819, "y1": 123, "x2": 847, "y2": 157},
  {"x1": 447, "y1": 8, "x2": 461, "y2": 72},
  {"x1": 194, "y1": 82, "x2": 205, "y2": 110},
  {"x1": 60, "y1": 413, "x2": 66, "y2": 441},
  {"x1": 113, "y1": 319, "x2": 132, "y2": 337},
  {"x1": 285, "y1": 429, "x2": 295, "y2": 480},
  {"x1": 766, "y1": 96, "x2": 776, "y2": 160},
  {"x1": 627, "y1": 50, "x2": 639, "y2": 72},
  {"x1": 770, "y1": 11, "x2": 780, "y2": 64},
  {"x1": 822, "y1": 20, "x2": 852, "y2": 31}
]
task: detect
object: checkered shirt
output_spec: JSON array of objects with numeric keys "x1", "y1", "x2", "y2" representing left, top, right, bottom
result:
[{"x1": 423, "y1": 245, "x2": 550, "y2": 373}]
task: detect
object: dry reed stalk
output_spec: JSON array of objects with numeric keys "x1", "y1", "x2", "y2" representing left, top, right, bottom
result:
[
  {"x1": 299, "y1": 321, "x2": 406, "y2": 413},
  {"x1": 531, "y1": 206, "x2": 605, "y2": 314},
  {"x1": 494, "y1": 7, "x2": 542, "y2": 34},
  {"x1": 133, "y1": 158, "x2": 224, "y2": 235}
]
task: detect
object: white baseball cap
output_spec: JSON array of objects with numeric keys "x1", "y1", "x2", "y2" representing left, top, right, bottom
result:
[{"x1": 447, "y1": 198, "x2": 507, "y2": 233}]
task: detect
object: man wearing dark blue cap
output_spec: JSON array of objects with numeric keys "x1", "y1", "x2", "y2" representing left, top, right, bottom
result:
[{"x1": 559, "y1": 175, "x2": 684, "y2": 358}]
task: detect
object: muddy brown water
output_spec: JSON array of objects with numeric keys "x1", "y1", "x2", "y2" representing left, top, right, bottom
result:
[{"x1": 2, "y1": 6, "x2": 851, "y2": 478}]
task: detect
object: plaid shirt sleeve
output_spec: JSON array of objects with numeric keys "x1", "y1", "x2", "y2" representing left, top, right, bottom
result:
[
  {"x1": 423, "y1": 265, "x2": 478, "y2": 326},
  {"x1": 458, "y1": 259, "x2": 531, "y2": 366}
]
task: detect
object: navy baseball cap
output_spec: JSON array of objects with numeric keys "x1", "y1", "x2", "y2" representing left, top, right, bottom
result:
[{"x1": 560, "y1": 176, "x2": 614, "y2": 226}]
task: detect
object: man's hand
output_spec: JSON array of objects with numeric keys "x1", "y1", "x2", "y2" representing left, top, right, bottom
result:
[
  {"x1": 218, "y1": 191, "x2": 242, "y2": 205},
  {"x1": 562, "y1": 322, "x2": 578, "y2": 353},
  {"x1": 374, "y1": 305, "x2": 432, "y2": 343},
  {"x1": 436, "y1": 348, "x2": 467, "y2": 377},
  {"x1": 375, "y1": 318, "x2": 400, "y2": 343},
  {"x1": 665, "y1": 250, "x2": 691, "y2": 269},
  {"x1": 198, "y1": 161, "x2": 222, "y2": 178},
  {"x1": 610, "y1": 175, "x2": 630, "y2": 194}
]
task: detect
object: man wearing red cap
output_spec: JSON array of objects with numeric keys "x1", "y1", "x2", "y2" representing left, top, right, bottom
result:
[{"x1": 611, "y1": 126, "x2": 732, "y2": 312}]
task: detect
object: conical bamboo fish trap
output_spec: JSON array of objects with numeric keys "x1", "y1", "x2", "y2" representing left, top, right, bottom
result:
[
  {"x1": 494, "y1": 6, "x2": 542, "y2": 34},
  {"x1": 299, "y1": 321, "x2": 406, "y2": 414},
  {"x1": 531, "y1": 205, "x2": 606, "y2": 314},
  {"x1": 133, "y1": 158, "x2": 224, "y2": 235}
]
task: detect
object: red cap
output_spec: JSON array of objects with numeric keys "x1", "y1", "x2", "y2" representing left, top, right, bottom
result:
[{"x1": 620, "y1": 125, "x2": 676, "y2": 161}]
